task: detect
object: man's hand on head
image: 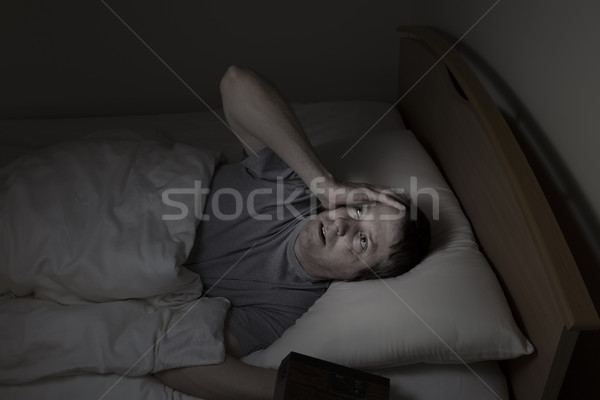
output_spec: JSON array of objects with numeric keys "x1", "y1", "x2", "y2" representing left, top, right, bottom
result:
[{"x1": 312, "y1": 178, "x2": 405, "y2": 212}]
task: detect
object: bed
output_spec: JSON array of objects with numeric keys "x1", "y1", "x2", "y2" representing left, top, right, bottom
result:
[
  {"x1": 0, "y1": 27, "x2": 598, "y2": 400},
  {"x1": 393, "y1": 27, "x2": 600, "y2": 399}
]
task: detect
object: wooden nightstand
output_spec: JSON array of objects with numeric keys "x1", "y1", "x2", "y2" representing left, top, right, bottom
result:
[{"x1": 273, "y1": 352, "x2": 389, "y2": 400}]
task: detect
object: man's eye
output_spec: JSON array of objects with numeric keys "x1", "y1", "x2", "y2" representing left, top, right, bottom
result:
[
  {"x1": 354, "y1": 206, "x2": 363, "y2": 219},
  {"x1": 359, "y1": 233, "x2": 368, "y2": 250}
]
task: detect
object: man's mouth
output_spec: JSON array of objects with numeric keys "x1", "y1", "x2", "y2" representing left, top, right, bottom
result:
[{"x1": 320, "y1": 223, "x2": 326, "y2": 244}]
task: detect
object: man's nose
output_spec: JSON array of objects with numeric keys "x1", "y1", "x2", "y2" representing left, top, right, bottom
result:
[{"x1": 333, "y1": 219, "x2": 348, "y2": 236}]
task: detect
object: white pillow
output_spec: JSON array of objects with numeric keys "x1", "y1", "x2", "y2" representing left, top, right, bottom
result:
[{"x1": 243, "y1": 129, "x2": 533, "y2": 369}]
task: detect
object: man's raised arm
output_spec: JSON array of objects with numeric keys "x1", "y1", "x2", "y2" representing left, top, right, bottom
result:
[
  {"x1": 220, "y1": 65, "x2": 334, "y2": 195},
  {"x1": 220, "y1": 65, "x2": 402, "y2": 211}
]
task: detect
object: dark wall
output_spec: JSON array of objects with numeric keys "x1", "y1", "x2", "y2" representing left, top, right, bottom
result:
[{"x1": 1, "y1": 0, "x2": 412, "y2": 119}]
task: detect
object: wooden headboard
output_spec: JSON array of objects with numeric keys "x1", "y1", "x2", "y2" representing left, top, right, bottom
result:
[{"x1": 395, "y1": 27, "x2": 599, "y2": 400}]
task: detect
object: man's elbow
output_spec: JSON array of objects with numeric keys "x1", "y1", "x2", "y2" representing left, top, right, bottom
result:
[{"x1": 220, "y1": 65, "x2": 251, "y2": 92}]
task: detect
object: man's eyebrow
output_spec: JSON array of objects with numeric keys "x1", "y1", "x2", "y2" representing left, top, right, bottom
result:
[{"x1": 348, "y1": 201, "x2": 377, "y2": 209}]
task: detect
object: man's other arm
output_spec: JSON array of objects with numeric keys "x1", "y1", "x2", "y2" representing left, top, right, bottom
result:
[{"x1": 154, "y1": 330, "x2": 276, "y2": 400}]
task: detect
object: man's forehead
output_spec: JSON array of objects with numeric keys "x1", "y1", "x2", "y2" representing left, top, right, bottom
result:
[{"x1": 365, "y1": 202, "x2": 405, "y2": 221}]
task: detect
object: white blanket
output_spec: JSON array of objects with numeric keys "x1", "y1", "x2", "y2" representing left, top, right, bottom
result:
[{"x1": 0, "y1": 132, "x2": 230, "y2": 385}]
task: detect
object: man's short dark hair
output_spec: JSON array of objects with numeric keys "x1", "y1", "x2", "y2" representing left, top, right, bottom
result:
[{"x1": 352, "y1": 193, "x2": 430, "y2": 281}]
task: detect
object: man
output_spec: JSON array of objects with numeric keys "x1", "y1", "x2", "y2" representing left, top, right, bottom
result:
[{"x1": 155, "y1": 66, "x2": 430, "y2": 400}]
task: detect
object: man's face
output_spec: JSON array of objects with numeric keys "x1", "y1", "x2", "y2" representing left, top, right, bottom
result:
[{"x1": 294, "y1": 202, "x2": 405, "y2": 280}]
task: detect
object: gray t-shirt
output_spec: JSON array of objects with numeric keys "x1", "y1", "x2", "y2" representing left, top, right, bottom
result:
[{"x1": 184, "y1": 147, "x2": 330, "y2": 356}]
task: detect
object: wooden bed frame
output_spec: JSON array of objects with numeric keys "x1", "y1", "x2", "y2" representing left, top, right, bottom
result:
[{"x1": 395, "y1": 27, "x2": 600, "y2": 400}]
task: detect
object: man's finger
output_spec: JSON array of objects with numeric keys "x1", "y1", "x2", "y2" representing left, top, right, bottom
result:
[{"x1": 376, "y1": 191, "x2": 405, "y2": 212}]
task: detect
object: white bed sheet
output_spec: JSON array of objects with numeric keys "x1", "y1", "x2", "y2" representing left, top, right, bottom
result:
[
  {"x1": 0, "y1": 102, "x2": 509, "y2": 399},
  {"x1": 0, "y1": 360, "x2": 508, "y2": 400},
  {"x1": 378, "y1": 361, "x2": 509, "y2": 400}
]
